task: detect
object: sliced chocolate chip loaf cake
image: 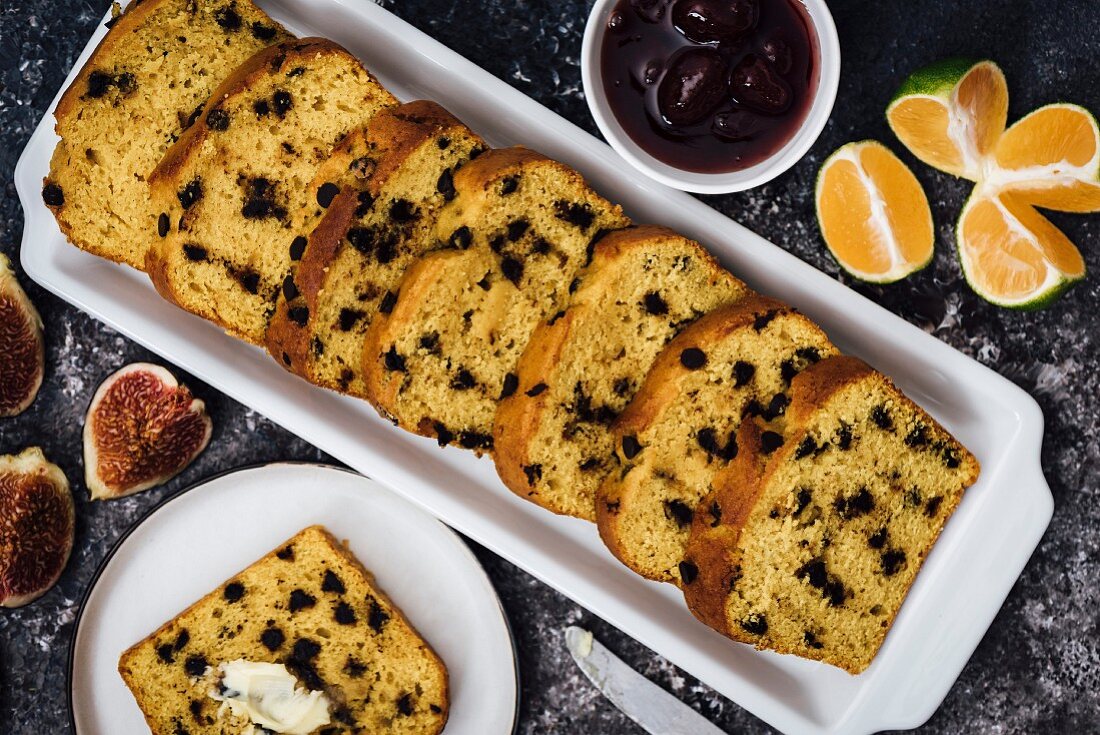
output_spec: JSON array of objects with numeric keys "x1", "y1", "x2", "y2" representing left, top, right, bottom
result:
[
  {"x1": 44, "y1": 0, "x2": 289, "y2": 269},
  {"x1": 265, "y1": 101, "x2": 487, "y2": 396},
  {"x1": 361, "y1": 147, "x2": 630, "y2": 450},
  {"x1": 492, "y1": 226, "x2": 751, "y2": 520},
  {"x1": 119, "y1": 525, "x2": 448, "y2": 734},
  {"x1": 681, "y1": 356, "x2": 979, "y2": 673},
  {"x1": 596, "y1": 296, "x2": 837, "y2": 584},
  {"x1": 145, "y1": 38, "x2": 397, "y2": 343}
]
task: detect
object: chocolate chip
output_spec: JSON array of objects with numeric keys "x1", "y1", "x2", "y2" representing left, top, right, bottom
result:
[
  {"x1": 223, "y1": 582, "x2": 245, "y2": 602},
  {"x1": 367, "y1": 598, "x2": 390, "y2": 633},
  {"x1": 507, "y1": 219, "x2": 530, "y2": 241},
  {"x1": 621, "y1": 435, "x2": 642, "y2": 459},
  {"x1": 282, "y1": 275, "x2": 299, "y2": 301},
  {"x1": 730, "y1": 360, "x2": 755, "y2": 387},
  {"x1": 795, "y1": 436, "x2": 817, "y2": 459},
  {"x1": 292, "y1": 638, "x2": 321, "y2": 661},
  {"x1": 173, "y1": 629, "x2": 190, "y2": 651},
  {"x1": 437, "y1": 136, "x2": 451, "y2": 149},
  {"x1": 86, "y1": 70, "x2": 113, "y2": 98},
  {"x1": 436, "y1": 169, "x2": 456, "y2": 200},
  {"x1": 184, "y1": 654, "x2": 208, "y2": 677},
  {"x1": 288, "y1": 589, "x2": 316, "y2": 613},
  {"x1": 834, "y1": 487, "x2": 874, "y2": 519},
  {"x1": 289, "y1": 235, "x2": 307, "y2": 260},
  {"x1": 288, "y1": 306, "x2": 309, "y2": 326},
  {"x1": 531, "y1": 237, "x2": 552, "y2": 255},
  {"x1": 760, "y1": 431, "x2": 784, "y2": 454},
  {"x1": 824, "y1": 580, "x2": 847, "y2": 606},
  {"x1": 448, "y1": 226, "x2": 472, "y2": 249},
  {"x1": 871, "y1": 405, "x2": 894, "y2": 431},
  {"x1": 383, "y1": 346, "x2": 406, "y2": 372},
  {"x1": 206, "y1": 108, "x2": 230, "y2": 131},
  {"x1": 613, "y1": 378, "x2": 632, "y2": 397},
  {"x1": 344, "y1": 657, "x2": 367, "y2": 677},
  {"x1": 241, "y1": 177, "x2": 286, "y2": 220},
  {"x1": 678, "y1": 560, "x2": 698, "y2": 584},
  {"x1": 796, "y1": 559, "x2": 828, "y2": 589},
  {"x1": 522, "y1": 464, "x2": 542, "y2": 485},
  {"x1": 753, "y1": 309, "x2": 779, "y2": 331},
  {"x1": 390, "y1": 199, "x2": 418, "y2": 223},
  {"x1": 334, "y1": 602, "x2": 356, "y2": 625},
  {"x1": 780, "y1": 359, "x2": 799, "y2": 384},
  {"x1": 156, "y1": 643, "x2": 175, "y2": 664},
  {"x1": 42, "y1": 182, "x2": 65, "y2": 207},
  {"x1": 316, "y1": 182, "x2": 340, "y2": 208},
  {"x1": 354, "y1": 190, "x2": 375, "y2": 217},
  {"x1": 643, "y1": 291, "x2": 668, "y2": 315},
  {"x1": 525, "y1": 382, "x2": 548, "y2": 397},
  {"x1": 793, "y1": 488, "x2": 812, "y2": 517},
  {"x1": 396, "y1": 693, "x2": 414, "y2": 716},
  {"x1": 214, "y1": 5, "x2": 242, "y2": 30},
  {"x1": 322, "y1": 570, "x2": 346, "y2": 594},
  {"x1": 803, "y1": 631, "x2": 824, "y2": 649},
  {"x1": 459, "y1": 431, "x2": 493, "y2": 450},
  {"x1": 379, "y1": 291, "x2": 397, "y2": 314},
  {"x1": 178, "y1": 178, "x2": 203, "y2": 209},
  {"x1": 664, "y1": 499, "x2": 693, "y2": 527},
  {"x1": 500, "y1": 176, "x2": 519, "y2": 195},
  {"x1": 432, "y1": 422, "x2": 455, "y2": 447},
  {"x1": 276, "y1": 545, "x2": 294, "y2": 560},
  {"x1": 739, "y1": 613, "x2": 768, "y2": 635},
  {"x1": 881, "y1": 549, "x2": 907, "y2": 576},
  {"x1": 868, "y1": 527, "x2": 888, "y2": 549},
  {"x1": 287, "y1": 66, "x2": 305, "y2": 77},
  {"x1": 680, "y1": 347, "x2": 706, "y2": 369},
  {"x1": 501, "y1": 256, "x2": 524, "y2": 284},
  {"x1": 154, "y1": 212, "x2": 170, "y2": 238},
  {"x1": 260, "y1": 626, "x2": 285, "y2": 651},
  {"x1": 251, "y1": 22, "x2": 277, "y2": 40},
  {"x1": 925, "y1": 495, "x2": 944, "y2": 517},
  {"x1": 451, "y1": 369, "x2": 476, "y2": 390},
  {"x1": 835, "y1": 423, "x2": 853, "y2": 450},
  {"x1": 554, "y1": 200, "x2": 595, "y2": 229},
  {"x1": 272, "y1": 90, "x2": 293, "y2": 117},
  {"x1": 500, "y1": 373, "x2": 519, "y2": 399}
]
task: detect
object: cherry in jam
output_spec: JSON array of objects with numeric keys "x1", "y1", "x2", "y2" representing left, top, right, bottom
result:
[{"x1": 601, "y1": 0, "x2": 818, "y2": 174}]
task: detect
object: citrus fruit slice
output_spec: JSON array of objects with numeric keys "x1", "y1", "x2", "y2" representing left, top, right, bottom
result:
[
  {"x1": 887, "y1": 59, "x2": 1008, "y2": 180},
  {"x1": 990, "y1": 103, "x2": 1100, "y2": 212},
  {"x1": 816, "y1": 140, "x2": 934, "y2": 283},
  {"x1": 957, "y1": 190, "x2": 1086, "y2": 309}
]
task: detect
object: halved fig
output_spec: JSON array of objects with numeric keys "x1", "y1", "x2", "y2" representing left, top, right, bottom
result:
[
  {"x1": 0, "y1": 447, "x2": 73, "y2": 607},
  {"x1": 0, "y1": 254, "x2": 45, "y2": 417},
  {"x1": 83, "y1": 363, "x2": 212, "y2": 500}
]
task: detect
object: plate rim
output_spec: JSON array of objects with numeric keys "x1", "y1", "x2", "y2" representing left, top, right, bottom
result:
[{"x1": 65, "y1": 461, "x2": 521, "y2": 735}]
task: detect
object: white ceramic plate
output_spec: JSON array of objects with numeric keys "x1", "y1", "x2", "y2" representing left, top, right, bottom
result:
[
  {"x1": 68, "y1": 464, "x2": 518, "y2": 735},
  {"x1": 19, "y1": 2, "x2": 1052, "y2": 733}
]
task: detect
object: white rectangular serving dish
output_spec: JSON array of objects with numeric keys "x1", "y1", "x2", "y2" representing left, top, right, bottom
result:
[{"x1": 16, "y1": 2, "x2": 1053, "y2": 733}]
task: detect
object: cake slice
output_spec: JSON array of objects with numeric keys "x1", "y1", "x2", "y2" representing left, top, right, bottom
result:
[
  {"x1": 145, "y1": 38, "x2": 397, "y2": 343},
  {"x1": 265, "y1": 101, "x2": 487, "y2": 396},
  {"x1": 361, "y1": 147, "x2": 630, "y2": 450},
  {"x1": 492, "y1": 225, "x2": 751, "y2": 520},
  {"x1": 118, "y1": 525, "x2": 448, "y2": 734},
  {"x1": 680, "y1": 356, "x2": 979, "y2": 673},
  {"x1": 43, "y1": 0, "x2": 289, "y2": 269},
  {"x1": 596, "y1": 296, "x2": 838, "y2": 584}
]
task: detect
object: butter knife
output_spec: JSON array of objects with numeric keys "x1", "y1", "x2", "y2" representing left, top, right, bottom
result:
[{"x1": 565, "y1": 626, "x2": 727, "y2": 735}]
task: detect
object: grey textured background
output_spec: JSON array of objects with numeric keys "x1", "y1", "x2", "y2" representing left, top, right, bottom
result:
[{"x1": 1, "y1": 0, "x2": 1098, "y2": 733}]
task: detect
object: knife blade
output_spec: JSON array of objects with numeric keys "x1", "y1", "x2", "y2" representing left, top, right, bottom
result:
[{"x1": 565, "y1": 626, "x2": 727, "y2": 735}]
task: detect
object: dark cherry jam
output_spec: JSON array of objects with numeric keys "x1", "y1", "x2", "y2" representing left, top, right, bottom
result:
[{"x1": 601, "y1": 0, "x2": 818, "y2": 173}]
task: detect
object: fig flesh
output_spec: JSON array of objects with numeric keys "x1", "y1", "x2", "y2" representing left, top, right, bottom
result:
[
  {"x1": 0, "y1": 447, "x2": 73, "y2": 607},
  {"x1": 84, "y1": 363, "x2": 212, "y2": 500},
  {"x1": 0, "y1": 254, "x2": 44, "y2": 417}
]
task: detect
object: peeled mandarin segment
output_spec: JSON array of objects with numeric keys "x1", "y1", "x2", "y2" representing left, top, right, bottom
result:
[
  {"x1": 887, "y1": 96, "x2": 965, "y2": 177},
  {"x1": 958, "y1": 192, "x2": 1085, "y2": 307},
  {"x1": 951, "y1": 61, "x2": 1008, "y2": 161},
  {"x1": 816, "y1": 141, "x2": 933, "y2": 283},
  {"x1": 992, "y1": 104, "x2": 1100, "y2": 212}
]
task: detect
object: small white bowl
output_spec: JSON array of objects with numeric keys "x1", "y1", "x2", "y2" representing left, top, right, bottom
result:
[{"x1": 581, "y1": 0, "x2": 841, "y2": 193}]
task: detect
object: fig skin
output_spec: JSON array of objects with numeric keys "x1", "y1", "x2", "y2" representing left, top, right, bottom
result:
[
  {"x1": 84, "y1": 363, "x2": 212, "y2": 500},
  {"x1": 0, "y1": 254, "x2": 45, "y2": 417},
  {"x1": 0, "y1": 447, "x2": 73, "y2": 608}
]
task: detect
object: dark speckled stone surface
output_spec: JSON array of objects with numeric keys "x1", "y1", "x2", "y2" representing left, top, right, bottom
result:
[{"x1": 1, "y1": 0, "x2": 1098, "y2": 733}]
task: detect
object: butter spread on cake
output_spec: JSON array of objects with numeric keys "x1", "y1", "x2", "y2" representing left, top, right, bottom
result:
[
  {"x1": 361, "y1": 147, "x2": 630, "y2": 450},
  {"x1": 493, "y1": 225, "x2": 751, "y2": 520},
  {"x1": 44, "y1": 0, "x2": 289, "y2": 269},
  {"x1": 118, "y1": 525, "x2": 448, "y2": 735},
  {"x1": 145, "y1": 38, "x2": 397, "y2": 343},
  {"x1": 596, "y1": 296, "x2": 838, "y2": 584},
  {"x1": 681, "y1": 356, "x2": 979, "y2": 673},
  {"x1": 265, "y1": 101, "x2": 487, "y2": 396}
]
